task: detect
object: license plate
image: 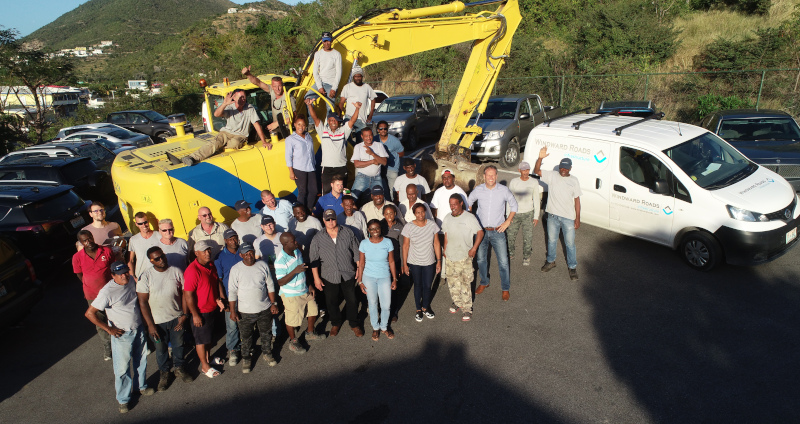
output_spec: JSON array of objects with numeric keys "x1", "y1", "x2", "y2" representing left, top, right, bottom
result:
[
  {"x1": 786, "y1": 227, "x2": 797, "y2": 244},
  {"x1": 0, "y1": 285, "x2": 7, "y2": 297},
  {"x1": 70, "y1": 216, "x2": 85, "y2": 228}
]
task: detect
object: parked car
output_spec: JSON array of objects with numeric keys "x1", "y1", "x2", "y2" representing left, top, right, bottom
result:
[
  {"x1": 0, "y1": 182, "x2": 91, "y2": 265},
  {"x1": 0, "y1": 142, "x2": 120, "y2": 171},
  {"x1": 371, "y1": 94, "x2": 450, "y2": 149},
  {"x1": 52, "y1": 123, "x2": 128, "y2": 141},
  {"x1": 596, "y1": 100, "x2": 658, "y2": 118},
  {"x1": 106, "y1": 110, "x2": 193, "y2": 143},
  {"x1": 0, "y1": 235, "x2": 43, "y2": 328},
  {"x1": 0, "y1": 156, "x2": 118, "y2": 212},
  {"x1": 59, "y1": 126, "x2": 152, "y2": 149},
  {"x1": 700, "y1": 109, "x2": 800, "y2": 191},
  {"x1": 469, "y1": 94, "x2": 564, "y2": 168}
]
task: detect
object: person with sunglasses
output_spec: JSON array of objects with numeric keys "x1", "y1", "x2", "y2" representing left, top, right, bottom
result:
[
  {"x1": 136, "y1": 246, "x2": 193, "y2": 391},
  {"x1": 188, "y1": 206, "x2": 230, "y2": 261},
  {"x1": 374, "y1": 120, "x2": 404, "y2": 202},
  {"x1": 81, "y1": 201, "x2": 122, "y2": 250},
  {"x1": 157, "y1": 219, "x2": 189, "y2": 272},
  {"x1": 128, "y1": 212, "x2": 160, "y2": 281}
]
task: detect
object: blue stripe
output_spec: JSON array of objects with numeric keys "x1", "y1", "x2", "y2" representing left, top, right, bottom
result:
[{"x1": 167, "y1": 162, "x2": 263, "y2": 209}]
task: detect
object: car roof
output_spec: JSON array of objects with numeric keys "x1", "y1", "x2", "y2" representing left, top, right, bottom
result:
[
  {"x1": 31, "y1": 142, "x2": 92, "y2": 150},
  {"x1": 0, "y1": 156, "x2": 89, "y2": 168},
  {"x1": 60, "y1": 123, "x2": 114, "y2": 131},
  {"x1": 110, "y1": 110, "x2": 152, "y2": 114},
  {"x1": 713, "y1": 109, "x2": 792, "y2": 119},
  {"x1": 487, "y1": 94, "x2": 535, "y2": 101},
  {"x1": 386, "y1": 95, "x2": 422, "y2": 100},
  {"x1": 536, "y1": 114, "x2": 707, "y2": 151},
  {"x1": 0, "y1": 183, "x2": 73, "y2": 204},
  {"x1": 67, "y1": 127, "x2": 118, "y2": 135}
]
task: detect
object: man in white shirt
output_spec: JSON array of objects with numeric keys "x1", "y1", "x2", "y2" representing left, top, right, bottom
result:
[
  {"x1": 230, "y1": 200, "x2": 263, "y2": 245},
  {"x1": 350, "y1": 127, "x2": 388, "y2": 199},
  {"x1": 430, "y1": 168, "x2": 468, "y2": 228},
  {"x1": 339, "y1": 66, "x2": 376, "y2": 143},
  {"x1": 393, "y1": 158, "x2": 431, "y2": 204},
  {"x1": 398, "y1": 184, "x2": 432, "y2": 223},
  {"x1": 506, "y1": 161, "x2": 542, "y2": 266},
  {"x1": 307, "y1": 31, "x2": 341, "y2": 111}
]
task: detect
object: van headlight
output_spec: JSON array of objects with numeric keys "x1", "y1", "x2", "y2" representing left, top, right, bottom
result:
[
  {"x1": 389, "y1": 121, "x2": 405, "y2": 129},
  {"x1": 727, "y1": 205, "x2": 769, "y2": 222},
  {"x1": 483, "y1": 130, "x2": 505, "y2": 140}
]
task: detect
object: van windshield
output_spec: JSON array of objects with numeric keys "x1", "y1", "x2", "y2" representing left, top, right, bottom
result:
[{"x1": 663, "y1": 132, "x2": 757, "y2": 190}]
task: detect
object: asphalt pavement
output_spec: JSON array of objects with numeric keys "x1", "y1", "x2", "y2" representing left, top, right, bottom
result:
[{"x1": 2, "y1": 214, "x2": 800, "y2": 423}]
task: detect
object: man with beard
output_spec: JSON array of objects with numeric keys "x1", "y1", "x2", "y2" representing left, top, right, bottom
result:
[{"x1": 339, "y1": 66, "x2": 377, "y2": 144}]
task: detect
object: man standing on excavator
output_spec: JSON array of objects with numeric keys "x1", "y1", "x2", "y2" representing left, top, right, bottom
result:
[
  {"x1": 242, "y1": 66, "x2": 297, "y2": 134},
  {"x1": 306, "y1": 31, "x2": 342, "y2": 111}
]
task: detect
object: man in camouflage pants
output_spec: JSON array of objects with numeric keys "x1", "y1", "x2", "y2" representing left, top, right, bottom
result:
[
  {"x1": 506, "y1": 162, "x2": 542, "y2": 266},
  {"x1": 441, "y1": 194, "x2": 484, "y2": 321}
]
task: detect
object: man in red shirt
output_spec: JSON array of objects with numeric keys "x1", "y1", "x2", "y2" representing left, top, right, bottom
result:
[
  {"x1": 72, "y1": 230, "x2": 114, "y2": 360},
  {"x1": 184, "y1": 240, "x2": 224, "y2": 378}
]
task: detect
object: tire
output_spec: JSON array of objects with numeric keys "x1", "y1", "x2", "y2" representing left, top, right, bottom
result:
[
  {"x1": 500, "y1": 139, "x2": 521, "y2": 169},
  {"x1": 405, "y1": 127, "x2": 418, "y2": 150},
  {"x1": 680, "y1": 231, "x2": 722, "y2": 271},
  {"x1": 154, "y1": 132, "x2": 169, "y2": 144}
]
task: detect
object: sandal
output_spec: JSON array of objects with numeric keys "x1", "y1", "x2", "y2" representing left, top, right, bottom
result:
[
  {"x1": 382, "y1": 329, "x2": 395, "y2": 339},
  {"x1": 204, "y1": 367, "x2": 220, "y2": 378},
  {"x1": 211, "y1": 357, "x2": 224, "y2": 366},
  {"x1": 371, "y1": 330, "x2": 380, "y2": 341}
]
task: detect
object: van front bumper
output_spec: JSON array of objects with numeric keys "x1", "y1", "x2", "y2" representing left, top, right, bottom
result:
[{"x1": 714, "y1": 218, "x2": 800, "y2": 266}]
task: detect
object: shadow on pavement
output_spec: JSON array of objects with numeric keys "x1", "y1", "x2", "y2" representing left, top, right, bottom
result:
[{"x1": 583, "y1": 235, "x2": 800, "y2": 422}]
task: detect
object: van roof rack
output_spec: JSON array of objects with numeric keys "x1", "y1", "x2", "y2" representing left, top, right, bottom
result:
[
  {"x1": 613, "y1": 112, "x2": 665, "y2": 136},
  {"x1": 571, "y1": 110, "x2": 622, "y2": 130},
  {"x1": 543, "y1": 108, "x2": 590, "y2": 127}
]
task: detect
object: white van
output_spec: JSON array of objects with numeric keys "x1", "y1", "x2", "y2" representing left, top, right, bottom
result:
[{"x1": 522, "y1": 113, "x2": 800, "y2": 270}]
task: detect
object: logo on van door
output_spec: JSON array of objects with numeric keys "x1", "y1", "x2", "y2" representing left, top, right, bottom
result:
[
  {"x1": 663, "y1": 206, "x2": 673, "y2": 215},
  {"x1": 594, "y1": 150, "x2": 606, "y2": 163}
]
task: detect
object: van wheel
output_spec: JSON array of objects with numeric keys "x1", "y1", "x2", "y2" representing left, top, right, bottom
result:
[
  {"x1": 405, "y1": 127, "x2": 418, "y2": 150},
  {"x1": 500, "y1": 139, "x2": 521, "y2": 169},
  {"x1": 680, "y1": 231, "x2": 722, "y2": 271}
]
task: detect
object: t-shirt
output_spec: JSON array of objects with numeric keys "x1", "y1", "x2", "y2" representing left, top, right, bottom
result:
[
  {"x1": 270, "y1": 86, "x2": 296, "y2": 123},
  {"x1": 129, "y1": 232, "x2": 160, "y2": 278},
  {"x1": 158, "y1": 238, "x2": 189, "y2": 272},
  {"x1": 274, "y1": 248, "x2": 307, "y2": 297},
  {"x1": 508, "y1": 177, "x2": 542, "y2": 216},
  {"x1": 393, "y1": 174, "x2": 431, "y2": 204},
  {"x1": 376, "y1": 134, "x2": 404, "y2": 172},
  {"x1": 317, "y1": 122, "x2": 352, "y2": 168},
  {"x1": 401, "y1": 220, "x2": 440, "y2": 266},
  {"x1": 184, "y1": 260, "x2": 220, "y2": 314},
  {"x1": 254, "y1": 233, "x2": 283, "y2": 264},
  {"x1": 91, "y1": 278, "x2": 142, "y2": 331},
  {"x1": 188, "y1": 222, "x2": 230, "y2": 260},
  {"x1": 430, "y1": 185, "x2": 469, "y2": 231},
  {"x1": 381, "y1": 220, "x2": 404, "y2": 266},
  {"x1": 72, "y1": 246, "x2": 114, "y2": 299},
  {"x1": 82, "y1": 222, "x2": 121, "y2": 246},
  {"x1": 136, "y1": 266, "x2": 184, "y2": 324},
  {"x1": 441, "y1": 211, "x2": 482, "y2": 261},
  {"x1": 340, "y1": 82, "x2": 376, "y2": 124},
  {"x1": 231, "y1": 214, "x2": 263, "y2": 245},
  {"x1": 359, "y1": 237, "x2": 394, "y2": 279},
  {"x1": 361, "y1": 200, "x2": 395, "y2": 222},
  {"x1": 214, "y1": 247, "x2": 242, "y2": 294},
  {"x1": 220, "y1": 103, "x2": 259, "y2": 137},
  {"x1": 228, "y1": 261, "x2": 275, "y2": 314},
  {"x1": 262, "y1": 200, "x2": 294, "y2": 232},
  {"x1": 337, "y1": 211, "x2": 368, "y2": 241},
  {"x1": 540, "y1": 171, "x2": 582, "y2": 221},
  {"x1": 313, "y1": 191, "x2": 345, "y2": 217},
  {"x1": 399, "y1": 199, "x2": 433, "y2": 223},
  {"x1": 351, "y1": 141, "x2": 388, "y2": 177},
  {"x1": 289, "y1": 217, "x2": 323, "y2": 254},
  {"x1": 313, "y1": 49, "x2": 342, "y2": 89}
]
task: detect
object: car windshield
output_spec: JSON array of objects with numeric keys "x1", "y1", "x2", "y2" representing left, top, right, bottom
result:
[
  {"x1": 142, "y1": 111, "x2": 167, "y2": 121},
  {"x1": 718, "y1": 117, "x2": 800, "y2": 141},
  {"x1": 663, "y1": 132, "x2": 757, "y2": 190},
  {"x1": 108, "y1": 129, "x2": 133, "y2": 139},
  {"x1": 0, "y1": 168, "x2": 56, "y2": 181},
  {"x1": 24, "y1": 190, "x2": 84, "y2": 222},
  {"x1": 376, "y1": 99, "x2": 415, "y2": 113},
  {"x1": 471, "y1": 101, "x2": 518, "y2": 120}
]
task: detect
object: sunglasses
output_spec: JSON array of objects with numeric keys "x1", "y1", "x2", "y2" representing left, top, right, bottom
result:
[
  {"x1": 377, "y1": 127, "x2": 388, "y2": 131},
  {"x1": 160, "y1": 228, "x2": 174, "y2": 232},
  {"x1": 200, "y1": 213, "x2": 212, "y2": 217},
  {"x1": 135, "y1": 221, "x2": 148, "y2": 226},
  {"x1": 150, "y1": 255, "x2": 166, "y2": 262},
  {"x1": 324, "y1": 218, "x2": 336, "y2": 222}
]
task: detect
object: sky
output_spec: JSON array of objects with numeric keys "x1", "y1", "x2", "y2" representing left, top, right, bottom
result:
[{"x1": 1, "y1": 0, "x2": 303, "y2": 37}]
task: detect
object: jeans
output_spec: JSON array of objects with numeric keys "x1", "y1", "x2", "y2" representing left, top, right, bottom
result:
[
  {"x1": 305, "y1": 83, "x2": 335, "y2": 112},
  {"x1": 323, "y1": 277, "x2": 359, "y2": 328},
  {"x1": 385, "y1": 169, "x2": 399, "y2": 202},
  {"x1": 153, "y1": 317, "x2": 186, "y2": 372},
  {"x1": 237, "y1": 309, "x2": 274, "y2": 359},
  {"x1": 352, "y1": 173, "x2": 385, "y2": 199},
  {"x1": 546, "y1": 213, "x2": 577, "y2": 269},
  {"x1": 476, "y1": 230, "x2": 511, "y2": 291},
  {"x1": 361, "y1": 275, "x2": 392, "y2": 331},
  {"x1": 506, "y1": 210, "x2": 534, "y2": 259},
  {"x1": 224, "y1": 312, "x2": 241, "y2": 354},
  {"x1": 293, "y1": 168, "x2": 318, "y2": 207},
  {"x1": 409, "y1": 263, "x2": 435, "y2": 311},
  {"x1": 111, "y1": 326, "x2": 148, "y2": 405}
]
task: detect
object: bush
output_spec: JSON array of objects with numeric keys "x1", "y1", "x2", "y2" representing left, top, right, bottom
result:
[
  {"x1": 695, "y1": 93, "x2": 754, "y2": 120},
  {"x1": 689, "y1": 0, "x2": 771, "y2": 15},
  {"x1": 694, "y1": 28, "x2": 790, "y2": 72}
]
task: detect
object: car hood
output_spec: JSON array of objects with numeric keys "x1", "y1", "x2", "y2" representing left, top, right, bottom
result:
[
  {"x1": 467, "y1": 119, "x2": 514, "y2": 133},
  {"x1": 730, "y1": 140, "x2": 800, "y2": 162},
  {"x1": 372, "y1": 112, "x2": 412, "y2": 122},
  {"x1": 710, "y1": 166, "x2": 796, "y2": 212}
]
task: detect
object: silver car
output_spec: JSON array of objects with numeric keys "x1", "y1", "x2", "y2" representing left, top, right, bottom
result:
[{"x1": 60, "y1": 127, "x2": 152, "y2": 149}]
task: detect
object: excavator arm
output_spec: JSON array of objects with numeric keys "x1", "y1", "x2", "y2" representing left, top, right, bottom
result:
[{"x1": 296, "y1": 0, "x2": 522, "y2": 188}]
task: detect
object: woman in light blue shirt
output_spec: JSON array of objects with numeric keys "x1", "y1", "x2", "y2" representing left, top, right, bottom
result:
[
  {"x1": 357, "y1": 219, "x2": 397, "y2": 340},
  {"x1": 285, "y1": 116, "x2": 318, "y2": 207}
]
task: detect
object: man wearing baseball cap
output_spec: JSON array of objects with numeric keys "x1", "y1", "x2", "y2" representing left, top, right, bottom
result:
[
  {"x1": 184, "y1": 240, "x2": 225, "y2": 378},
  {"x1": 506, "y1": 161, "x2": 542, "y2": 266},
  {"x1": 307, "y1": 31, "x2": 341, "y2": 111},
  {"x1": 534, "y1": 147, "x2": 582, "y2": 280},
  {"x1": 85, "y1": 261, "x2": 154, "y2": 413},
  {"x1": 361, "y1": 185, "x2": 396, "y2": 222},
  {"x1": 231, "y1": 200, "x2": 263, "y2": 245},
  {"x1": 214, "y1": 229, "x2": 243, "y2": 367}
]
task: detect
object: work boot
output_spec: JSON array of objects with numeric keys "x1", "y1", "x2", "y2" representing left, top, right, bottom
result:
[
  {"x1": 118, "y1": 403, "x2": 129, "y2": 414},
  {"x1": 541, "y1": 261, "x2": 556, "y2": 272},
  {"x1": 140, "y1": 388, "x2": 155, "y2": 396},
  {"x1": 262, "y1": 352, "x2": 277, "y2": 367},
  {"x1": 228, "y1": 350, "x2": 240, "y2": 366},
  {"x1": 242, "y1": 358, "x2": 252, "y2": 374},
  {"x1": 181, "y1": 156, "x2": 196, "y2": 166},
  {"x1": 174, "y1": 367, "x2": 193, "y2": 383},
  {"x1": 569, "y1": 268, "x2": 579, "y2": 280},
  {"x1": 158, "y1": 371, "x2": 169, "y2": 391}
]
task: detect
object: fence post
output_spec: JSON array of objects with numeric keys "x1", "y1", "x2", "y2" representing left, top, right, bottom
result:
[
  {"x1": 441, "y1": 79, "x2": 445, "y2": 104},
  {"x1": 756, "y1": 70, "x2": 765, "y2": 110},
  {"x1": 559, "y1": 76, "x2": 565, "y2": 108},
  {"x1": 643, "y1": 74, "x2": 649, "y2": 100}
]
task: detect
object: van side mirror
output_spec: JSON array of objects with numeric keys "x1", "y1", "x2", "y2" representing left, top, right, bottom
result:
[
  {"x1": 519, "y1": 113, "x2": 531, "y2": 120},
  {"x1": 652, "y1": 179, "x2": 669, "y2": 194}
]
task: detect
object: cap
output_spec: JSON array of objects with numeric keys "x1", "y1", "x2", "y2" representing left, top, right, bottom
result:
[
  {"x1": 559, "y1": 158, "x2": 572, "y2": 170},
  {"x1": 238, "y1": 242, "x2": 255, "y2": 254},
  {"x1": 194, "y1": 240, "x2": 213, "y2": 252},
  {"x1": 323, "y1": 209, "x2": 337, "y2": 221},
  {"x1": 110, "y1": 261, "x2": 129, "y2": 275},
  {"x1": 519, "y1": 161, "x2": 531, "y2": 171},
  {"x1": 441, "y1": 168, "x2": 453, "y2": 176},
  {"x1": 223, "y1": 228, "x2": 238, "y2": 239},
  {"x1": 261, "y1": 215, "x2": 276, "y2": 225},
  {"x1": 371, "y1": 185, "x2": 384, "y2": 196},
  {"x1": 234, "y1": 200, "x2": 251, "y2": 210},
  {"x1": 402, "y1": 157, "x2": 415, "y2": 167},
  {"x1": 326, "y1": 112, "x2": 344, "y2": 123},
  {"x1": 321, "y1": 31, "x2": 333, "y2": 42}
]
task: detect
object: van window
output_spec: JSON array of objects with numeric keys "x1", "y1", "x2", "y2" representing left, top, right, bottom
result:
[
  {"x1": 619, "y1": 147, "x2": 683, "y2": 197},
  {"x1": 664, "y1": 133, "x2": 756, "y2": 190}
]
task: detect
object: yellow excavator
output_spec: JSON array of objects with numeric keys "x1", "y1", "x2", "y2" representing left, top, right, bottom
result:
[{"x1": 111, "y1": 0, "x2": 521, "y2": 237}]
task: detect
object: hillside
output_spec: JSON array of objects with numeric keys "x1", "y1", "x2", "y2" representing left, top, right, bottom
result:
[{"x1": 24, "y1": 0, "x2": 238, "y2": 52}]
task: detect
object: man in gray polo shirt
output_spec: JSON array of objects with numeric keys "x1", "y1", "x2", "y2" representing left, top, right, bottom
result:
[
  {"x1": 228, "y1": 242, "x2": 280, "y2": 372},
  {"x1": 85, "y1": 261, "x2": 154, "y2": 414},
  {"x1": 534, "y1": 147, "x2": 582, "y2": 280}
]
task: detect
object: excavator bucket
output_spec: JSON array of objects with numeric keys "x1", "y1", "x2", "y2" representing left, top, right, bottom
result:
[{"x1": 420, "y1": 145, "x2": 487, "y2": 192}]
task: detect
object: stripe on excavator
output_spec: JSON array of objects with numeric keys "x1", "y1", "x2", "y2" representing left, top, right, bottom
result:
[{"x1": 166, "y1": 162, "x2": 263, "y2": 207}]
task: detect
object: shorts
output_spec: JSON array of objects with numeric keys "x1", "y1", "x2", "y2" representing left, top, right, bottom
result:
[
  {"x1": 190, "y1": 312, "x2": 215, "y2": 345},
  {"x1": 281, "y1": 293, "x2": 318, "y2": 327}
]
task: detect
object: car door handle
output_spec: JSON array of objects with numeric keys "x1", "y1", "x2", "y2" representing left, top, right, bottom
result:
[
  {"x1": 596, "y1": 178, "x2": 602, "y2": 189},
  {"x1": 613, "y1": 184, "x2": 626, "y2": 193}
]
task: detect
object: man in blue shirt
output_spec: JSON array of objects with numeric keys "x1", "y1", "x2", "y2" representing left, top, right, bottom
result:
[
  {"x1": 313, "y1": 173, "x2": 346, "y2": 218},
  {"x1": 375, "y1": 120, "x2": 404, "y2": 202},
  {"x1": 213, "y1": 229, "x2": 243, "y2": 366},
  {"x1": 467, "y1": 165, "x2": 518, "y2": 301},
  {"x1": 260, "y1": 189, "x2": 295, "y2": 232}
]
